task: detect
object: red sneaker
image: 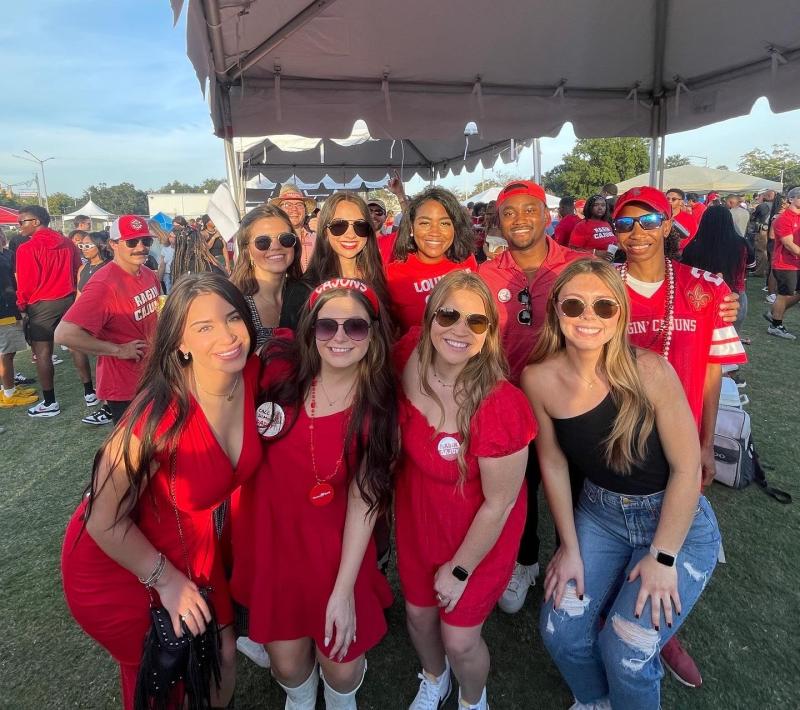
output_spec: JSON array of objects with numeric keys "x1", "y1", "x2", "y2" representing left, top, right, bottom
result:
[{"x1": 661, "y1": 635, "x2": 702, "y2": 688}]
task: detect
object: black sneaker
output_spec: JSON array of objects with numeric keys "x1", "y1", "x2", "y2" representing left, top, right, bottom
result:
[
  {"x1": 82, "y1": 406, "x2": 113, "y2": 425},
  {"x1": 14, "y1": 372, "x2": 36, "y2": 385}
]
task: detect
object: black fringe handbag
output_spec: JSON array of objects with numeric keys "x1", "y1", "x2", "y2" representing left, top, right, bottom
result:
[{"x1": 134, "y1": 452, "x2": 223, "y2": 710}]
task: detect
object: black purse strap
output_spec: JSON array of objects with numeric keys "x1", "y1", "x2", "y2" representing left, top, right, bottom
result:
[
  {"x1": 169, "y1": 450, "x2": 194, "y2": 580},
  {"x1": 752, "y1": 450, "x2": 792, "y2": 505}
]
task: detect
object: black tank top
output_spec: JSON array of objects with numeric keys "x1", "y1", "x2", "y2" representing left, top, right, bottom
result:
[
  {"x1": 78, "y1": 260, "x2": 109, "y2": 291},
  {"x1": 552, "y1": 393, "x2": 670, "y2": 495}
]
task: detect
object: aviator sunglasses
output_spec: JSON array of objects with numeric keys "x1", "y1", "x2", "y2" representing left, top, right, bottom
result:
[
  {"x1": 314, "y1": 317, "x2": 372, "y2": 342},
  {"x1": 327, "y1": 219, "x2": 372, "y2": 238},
  {"x1": 252, "y1": 233, "x2": 298, "y2": 251},
  {"x1": 557, "y1": 296, "x2": 620, "y2": 319},
  {"x1": 433, "y1": 307, "x2": 490, "y2": 335},
  {"x1": 612, "y1": 213, "x2": 665, "y2": 233}
]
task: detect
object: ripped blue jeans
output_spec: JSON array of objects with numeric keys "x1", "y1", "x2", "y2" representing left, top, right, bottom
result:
[{"x1": 539, "y1": 480, "x2": 721, "y2": 710}]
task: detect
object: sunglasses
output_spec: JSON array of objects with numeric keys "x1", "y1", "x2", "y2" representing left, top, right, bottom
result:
[
  {"x1": 77, "y1": 243, "x2": 97, "y2": 251},
  {"x1": 433, "y1": 307, "x2": 490, "y2": 335},
  {"x1": 517, "y1": 287, "x2": 532, "y2": 326},
  {"x1": 18, "y1": 218, "x2": 37, "y2": 225},
  {"x1": 613, "y1": 213, "x2": 665, "y2": 233},
  {"x1": 253, "y1": 233, "x2": 297, "y2": 251},
  {"x1": 314, "y1": 317, "x2": 372, "y2": 342},
  {"x1": 557, "y1": 297, "x2": 620, "y2": 319},
  {"x1": 327, "y1": 219, "x2": 372, "y2": 238},
  {"x1": 121, "y1": 237, "x2": 153, "y2": 248}
]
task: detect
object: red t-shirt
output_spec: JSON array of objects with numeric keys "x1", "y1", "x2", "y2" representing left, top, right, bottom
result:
[
  {"x1": 478, "y1": 239, "x2": 585, "y2": 384},
  {"x1": 568, "y1": 219, "x2": 617, "y2": 251},
  {"x1": 377, "y1": 231, "x2": 399, "y2": 264},
  {"x1": 625, "y1": 261, "x2": 747, "y2": 427},
  {"x1": 63, "y1": 262, "x2": 161, "y2": 401},
  {"x1": 771, "y1": 208, "x2": 800, "y2": 271},
  {"x1": 386, "y1": 253, "x2": 478, "y2": 332},
  {"x1": 553, "y1": 214, "x2": 580, "y2": 246},
  {"x1": 691, "y1": 202, "x2": 707, "y2": 224}
]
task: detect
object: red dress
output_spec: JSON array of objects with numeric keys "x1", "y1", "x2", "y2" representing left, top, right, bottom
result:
[
  {"x1": 61, "y1": 355, "x2": 262, "y2": 709},
  {"x1": 393, "y1": 329, "x2": 537, "y2": 626},
  {"x1": 230, "y1": 364, "x2": 392, "y2": 662}
]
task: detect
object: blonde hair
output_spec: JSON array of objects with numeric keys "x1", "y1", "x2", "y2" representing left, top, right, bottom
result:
[
  {"x1": 418, "y1": 271, "x2": 507, "y2": 482},
  {"x1": 529, "y1": 259, "x2": 655, "y2": 475}
]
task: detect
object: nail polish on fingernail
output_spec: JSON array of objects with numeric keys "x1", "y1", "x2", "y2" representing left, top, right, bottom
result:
[
  {"x1": 655, "y1": 625, "x2": 659, "y2": 631},
  {"x1": 634, "y1": 613, "x2": 639, "y2": 619},
  {"x1": 579, "y1": 595, "x2": 584, "y2": 601},
  {"x1": 668, "y1": 623, "x2": 672, "y2": 628}
]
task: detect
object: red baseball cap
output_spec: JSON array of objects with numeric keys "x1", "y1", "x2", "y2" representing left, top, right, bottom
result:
[
  {"x1": 109, "y1": 215, "x2": 152, "y2": 240},
  {"x1": 496, "y1": 180, "x2": 550, "y2": 223},
  {"x1": 574, "y1": 198, "x2": 587, "y2": 215},
  {"x1": 612, "y1": 186, "x2": 671, "y2": 219}
]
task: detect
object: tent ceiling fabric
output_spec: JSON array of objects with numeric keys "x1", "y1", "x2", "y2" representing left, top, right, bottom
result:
[
  {"x1": 174, "y1": 0, "x2": 800, "y2": 141},
  {"x1": 616, "y1": 165, "x2": 784, "y2": 193}
]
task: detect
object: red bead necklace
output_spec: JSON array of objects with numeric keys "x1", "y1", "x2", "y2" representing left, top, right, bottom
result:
[{"x1": 307, "y1": 378, "x2": 345, "y2": 506}]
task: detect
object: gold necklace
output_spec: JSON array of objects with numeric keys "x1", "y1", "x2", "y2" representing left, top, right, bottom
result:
[
  {"x1": 432, "y1": 367, "x2": 456, "y2": 389},
  {"x1": 318, "y1": 376, "x2": 356, "y2": 406},
  {"x1": 571, "y1": 366, "x2": 597, "y2": 389},
  {"x1": 194, "y1": 374, "x2": 241, "y2": 401}
]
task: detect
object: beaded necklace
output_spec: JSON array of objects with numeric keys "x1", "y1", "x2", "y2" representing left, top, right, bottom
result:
[
  {"x1": 620, "y1": 257, "x2": 675, "y2": 360},
  {"x1": 307, "y1": 378, "x2": 346, "y2": 506}
]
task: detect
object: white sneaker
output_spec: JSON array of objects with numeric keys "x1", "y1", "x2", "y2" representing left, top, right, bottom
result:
[
  {"x1": 458, "y1": 686, "x2": 488, "y2": 710},
  {"x1": 768, "y1": 324, "x2": 797, "y2": 340},
  {"x1": 51, "y1": 354, "x2": 63, "y2": 365},
  {"x1": 766, "y1": 294, "x2": 777, "y2": 304},
  {"x1": 498, "y1": 562, "x2": 539, "y2": 614},
  {"x1": 27, "y1": 400, "x2": 61, "y2": 418},
  {"x1": 84, "y1": 392, "x2": 99, "y2": 406},
  {"x1": 235, "y1": 636, "x2": 270, "y2": 668},
  {"x1": 409, "y1": 658, "x2": 451, "y2": 710}
]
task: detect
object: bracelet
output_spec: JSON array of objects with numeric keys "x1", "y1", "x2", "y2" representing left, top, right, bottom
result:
[{"x1": 138, "y1": 552, "x2": 166, "y2": 587}]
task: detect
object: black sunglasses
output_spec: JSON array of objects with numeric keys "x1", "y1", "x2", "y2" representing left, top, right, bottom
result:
[
  {"x1": 517, "y1": 287, "x2": 532, "y2": 326},
  {"x1": 612, "y1": 213, "x2": 665, "y2": 233},
  {"x1": 433, "y1": 307, "x2": 490, "y2": 335},
  {"x1": 557, "y1": 297, "x2": 620, "y2": 319},
  {"x1": 122, "y1": 237, "x2": 153, "y2": 248},
  {"x1": 314, "y1": 317, "x2": 372, "y2": 342},
  {"x1": 327, "y1": 219, "x2": 372, "y2": 238},
  {"x1": 253, "y1": 233, "x2": 297, "y2": 251},
  {"x1": 18, "y1": 218, "x2": 37, "y2": 225}
]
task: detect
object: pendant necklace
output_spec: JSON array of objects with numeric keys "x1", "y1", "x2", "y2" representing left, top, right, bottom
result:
[
  {"x1": 194, "y1": 373, "x2": 241, "y2": 402},
  {"x1": 307, "y1": 378, "x2": 346, "y2": 507}
]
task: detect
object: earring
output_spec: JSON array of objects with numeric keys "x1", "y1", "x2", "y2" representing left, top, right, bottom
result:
[{"x1": 181, "y1": 351, "x2": 190, "y2": 361}]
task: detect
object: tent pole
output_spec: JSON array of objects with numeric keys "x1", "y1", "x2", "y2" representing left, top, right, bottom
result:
[
  {"x1": 220, "y1": 85, "x2": 244, "y2": 217},
  {"x1": 532, "y1": 138, "x2": 542, "y2": 184}
]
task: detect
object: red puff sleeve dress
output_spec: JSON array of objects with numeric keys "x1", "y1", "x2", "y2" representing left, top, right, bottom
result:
[
  {"x1": 229, "y1": 359, "x2": 392, "y2": 662},
  {"x1": 61, "y1": 355, "x2": 262, "y2": 709},
  {"x1": 393, "y1": 329, "x2": 537, "y2": 626}
]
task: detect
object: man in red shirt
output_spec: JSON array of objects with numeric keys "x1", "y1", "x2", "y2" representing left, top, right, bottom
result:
[
  {"x1": 14, "y1": 205, "x2": 81, "y2": 417},
  {"x1": 686, "y1": 193, "x2": 706, "y2": 224},
  {"x1": 666, "y1": 188, "x2": 699, "y2": 251},
  {"x1": 553, "y1": 197, "x2": 581, "y2": 246},
  {"x1": 765, "y1": 186, "x2": 800, "y2": 339},
  {"x1": 55, "y1": 216, "x2": 161, "y2": 423}
]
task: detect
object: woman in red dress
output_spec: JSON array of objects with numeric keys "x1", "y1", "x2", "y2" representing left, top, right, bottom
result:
[
  {"x1": 387, "y1": 187, "x2": 479, "y2": 333},
  {"x1": 61, "y1": 273, "x2": 260, "y2": 708},
  {"x1": 394, "y1": 271, "x2": 537, "y2": 710},
  {"x1": 231, "y1": 278, "x2": 399, "y2": 710}
]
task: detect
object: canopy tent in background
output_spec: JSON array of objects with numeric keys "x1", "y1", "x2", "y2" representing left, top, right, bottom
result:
[
  {"x1": 63, "y1": 199, "x2": 116, "y2": 223},
  {"x1": 464, "y1": 186, "x2": 560, "y2": 209},
  {"x1": 0, "y1": 205, "x2": 19, "y2": 226},
  {"x1": 616, "y1": 166, "x2": 784, "y2": 194},
  {"x1": 150, "y1": 212, "x2": 174, "y2": 232}
]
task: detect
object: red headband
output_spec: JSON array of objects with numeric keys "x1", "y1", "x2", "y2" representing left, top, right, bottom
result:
[{"x1": 308, "y1": 278, "x2": 380, "y2": 316}]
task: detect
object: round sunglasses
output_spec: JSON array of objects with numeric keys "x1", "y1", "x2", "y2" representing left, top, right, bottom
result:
[
  {"x1": 433, "y1": 307, "x2": 490, "y2": 335},
  {"x1": 612, "y1": 213, "x2": 665, "y2": 233},
  {"x1": 252, "y1": 233, "x2": 297, "y2": 251},
  {"x1": 327, "y1": 219, "x2": 372, "y2": 238},
  {"x1": 557, "y1": 297, "x2": 620, "y2": 319},
  {"x1": 314, "y1": 317, "x2": 372, "y2": 342}
]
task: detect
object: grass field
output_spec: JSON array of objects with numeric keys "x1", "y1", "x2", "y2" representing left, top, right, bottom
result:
[{"x1": 1, "y1": 279, "x2": 798, "y2": 709}]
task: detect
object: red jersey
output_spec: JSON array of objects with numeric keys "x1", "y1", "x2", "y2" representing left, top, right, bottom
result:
[
  {"x1": 63, "y1": 262, "x2": 160, "y2": 401},
  {"x1": 386, "y1": 253, "x2": 478, "y2": 333},
  {"x1": 14, "y1": 227, "x2": 81, "y2": 310},
  {"x1": 377, "y1": 231, "x2": 399, "y2": 264},
  {"x1": 771, "y1": 208, "x2": 800, "y2": 270},
  {"x1": 625, "y1": 261, "x2": 747, "y2": 426},
  {"x1": 568, "y1": 219, "x2": 617, "y2": 251},
  {"x1": 554, "y1": 214, "x2": 580, "y2": 246},
  {"x1": 479, "y1": 239, "x2": 584, "y2": 384}
]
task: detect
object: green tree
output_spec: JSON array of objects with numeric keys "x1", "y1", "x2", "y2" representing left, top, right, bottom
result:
[
  {"x1": 48, "y1": 192, "x2": 78, "y2": 215},
  {"x1": 81, "y1": 182, "x2": 148, "y2": 215},
  {"x1": 665, "y1": 154, "x2": 692, "y2": 168},
  {"x1": 158, "y1": 180, "x2": 196, "y2": 193},
  {"x1": 198, "y1": 178, "x2": 225, "y2": 193},
  {"x1": 542, "y1": 138, "x2": 649, "y2": 197},
  {"x1": 737, "y1": 144, "x2": 800, "y2": 188}
]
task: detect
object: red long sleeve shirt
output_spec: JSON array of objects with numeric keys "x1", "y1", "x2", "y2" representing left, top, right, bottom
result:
[{"x1": 15, "y1": 227, "x2": 81, "y2": 310}]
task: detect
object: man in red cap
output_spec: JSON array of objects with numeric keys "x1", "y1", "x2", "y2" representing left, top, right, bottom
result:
[
  {"x1": 55, "y1": 216, "x2": 161, "y2": 424},
  {"x1": 665, "y1": 188, "x2": 699, "y2": 251},
  {"x1": 480, "y1": 179, "x2": 585, "y2": 614}
]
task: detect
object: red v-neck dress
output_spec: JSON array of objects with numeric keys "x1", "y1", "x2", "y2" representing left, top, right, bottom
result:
[
  {"x1": 393, "y1": 329, "x2": 537, "y2": 626},
  {"x1": 61, "y1": 355, "x2": 262, "y2": 709},
  {"x1": 229, "y1": 361, "x2": 392, "y2": 662}
]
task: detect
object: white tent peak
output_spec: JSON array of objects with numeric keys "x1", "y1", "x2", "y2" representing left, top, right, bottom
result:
[
  {"x1": 64, "y1": 199, "x2": 115, "y2": 218},
  {"x1": 616, "y1": 165, "x2": 783, "y2": 193}
]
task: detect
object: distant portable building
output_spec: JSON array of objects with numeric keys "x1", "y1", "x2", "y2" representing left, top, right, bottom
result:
[{"x1": 147, "y1": 192, "x2": 212, "y2": 219}]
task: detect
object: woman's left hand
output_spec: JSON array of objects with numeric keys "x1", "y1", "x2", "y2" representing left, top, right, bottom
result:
[
  {"x1": 628, "y1": 554, "x2": 681, "y2": 630},
  {"x1": 433, "y1": 562, "x2": 468, "y2": 614},
  {"x1": 324, "y1": 589, "x2": 356, "y2": 662}
]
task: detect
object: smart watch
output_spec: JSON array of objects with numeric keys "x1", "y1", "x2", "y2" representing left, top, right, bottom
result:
[
  {"x1": 452, "y1": 565, "x2": 470, "y2": 582},
  {"x1": 649, "y1": 545, "x2": 676, "y2": 567}
]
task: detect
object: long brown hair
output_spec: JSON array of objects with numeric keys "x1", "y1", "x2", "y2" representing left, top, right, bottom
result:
[
  {"x1": 417, "y1": 271, "x2": 507, "y2": 481},
  {"x1": 83, "y1": 273, "x2": 257, "y2": 524},
  {"x1": 231, "y1": 204, "x2": 302, "y2": 296},
  {"x1": 529, "y1": 259, "x2": 655, "y2": 474},
  {"x1": 261, "y1": 284, "x2": 398, "y2": 515}
]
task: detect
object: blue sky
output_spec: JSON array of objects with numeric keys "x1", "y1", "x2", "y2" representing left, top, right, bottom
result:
[{"x1": 1, "y1": 1, "x2": 798, "y2": 199}]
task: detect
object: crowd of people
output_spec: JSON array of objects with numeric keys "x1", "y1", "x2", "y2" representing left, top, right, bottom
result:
[{"x1": 0, "y1": 174, "x2": 797, "y2": 709}]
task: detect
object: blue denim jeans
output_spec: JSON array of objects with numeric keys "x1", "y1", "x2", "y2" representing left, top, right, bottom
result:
[{"x1": 539, "y1": 480, "x2": 721, "y2": 710}]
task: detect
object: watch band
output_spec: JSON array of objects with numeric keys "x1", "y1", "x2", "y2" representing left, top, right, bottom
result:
[{"x1": 649, "y1": 545, "x2": 676, "y2": 567}]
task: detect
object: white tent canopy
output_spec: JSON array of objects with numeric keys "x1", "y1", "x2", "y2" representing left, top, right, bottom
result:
[
  {"x1": 64, "y1": 199, "x2": 115, "y2": 219},
  {"x1": 244, "y1": 172, "x2": 388, "y2": 198},
  {"x1": 616, "y1": 166, "x2": 783, "y2": 193}
]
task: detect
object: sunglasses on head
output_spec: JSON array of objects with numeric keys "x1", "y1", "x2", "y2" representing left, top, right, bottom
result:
[
  {"x1": 327, "y1": 219, "x2": 372, "y2": 238},
  {"x1": 314, "y1": 317, "x2": 372, "y2": 342},
  {"x1": 613, "y1": 213, "x2": 665, "y2": 233},
  {"x1": 433, "y1": 307, "x2": 490, "y2": 335},
  {"x1": 557, "y1": 296, "x2": 620, "y2": 319},
  {"x1": 121, "y1": 237, "x2": 153, "y2": 248},
  {"x1": 517, "y1": 287, "x2": 532, "y2": 326},
  {"x1": 252, "y1": 233, "x2": 297, "y2": 251}
]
